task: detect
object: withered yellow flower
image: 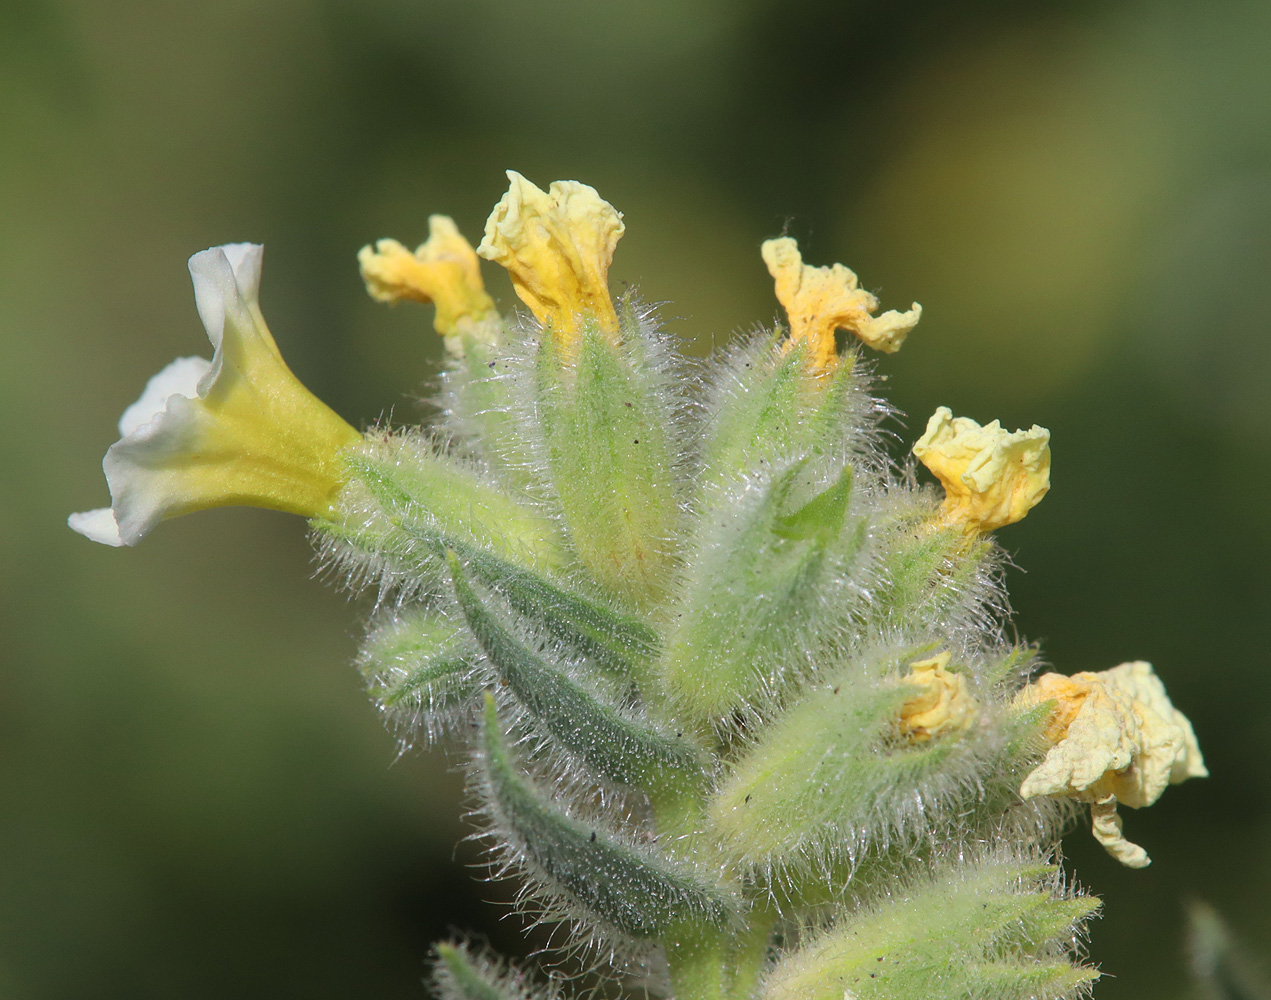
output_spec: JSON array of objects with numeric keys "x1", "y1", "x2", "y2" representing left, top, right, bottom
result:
[
  {"x1": 760, "y1": 236, "x2": 921, "y2": 372},
  {"x1": 358, "y1": 215, "x2": 498, "y2": 342},
  {"x1": 477, "y1": 170, "x2": 624, "y2": 343},
  {"x1": 1015, "y1": 661, "x2": 1207, "y2": 868},
  {"x1": 898, "y1": 651, "x2": 979, "y2": 743},
  {"x1": 912, "y1": 407, "x2": 1050, "y2": 534}
]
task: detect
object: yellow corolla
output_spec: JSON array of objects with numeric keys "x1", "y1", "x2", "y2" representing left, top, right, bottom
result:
[
  {"x1": 69, "y1": 243, "x2": 361, "y2": 546},
  {"x1": 477, "y1": 170, "x2": 624, "y2": 345},
  {"x1": 761, "y1": 236, "x2": 921, "y2": 373},
  {"x1": 897, "y1": 651, "x2": 979, "y2": 743},
  {"x1": 358, "y1": 215, "x2": 499, "y2": 345},
  {"x1": 912, "y1": 407, "x2": 1050, "y2": 534},
  {"x1": 1015, "y1": 661, "x2": 1206, "y2": 868}
]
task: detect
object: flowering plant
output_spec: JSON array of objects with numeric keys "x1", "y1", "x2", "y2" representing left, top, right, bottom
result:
[{"x1": 72, "y1": 171, "x2": 1204, "y2": 1000}]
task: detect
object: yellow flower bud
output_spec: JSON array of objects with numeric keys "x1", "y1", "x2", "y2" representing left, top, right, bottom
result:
[
  {"x1": 898, "y1": 651, "x2": 979, "y2": 743},
  {"x1": 761, "y1": 236, "x2": 921, "y2": 373},
  {"x1": 912, "y1": 407, "x2": 1050, "y2": 534},
  {"x1": 358, "y1": 215, "x2": 498, "y2": 343},
  {"x1": 477, "y1": 171, "x2": 624, "y2": 345},
  {"x1": 69, "y1": 244, "x2": 361, "y2": 546},
  {"x1": 1015, "y1": 662, "x2": 1207, "y2": 868}
]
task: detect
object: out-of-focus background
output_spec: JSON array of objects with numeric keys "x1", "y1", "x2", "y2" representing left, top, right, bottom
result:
[{"x1": 2, "y1": 1, "x2": 1268, "y2": 996}]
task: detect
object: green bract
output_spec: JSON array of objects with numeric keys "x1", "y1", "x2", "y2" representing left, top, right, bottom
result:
[{"x1": 316, "y1": 175, "x2": 1099, "y2": 999}]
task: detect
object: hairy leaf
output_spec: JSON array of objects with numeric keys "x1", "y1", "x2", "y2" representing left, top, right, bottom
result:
[
  {"x1": 480, "y1": 695, "x2": 732, "y2": 939},
  {"x1": 452, "y1": 552, "x2": 704, "y2": 793}
]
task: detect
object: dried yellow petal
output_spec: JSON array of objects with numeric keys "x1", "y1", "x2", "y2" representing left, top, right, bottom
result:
[
  {"x1": 912, "y1": 407, "x2": 1051, "y2": 534},
  {"x1": 477, "y1": 170, "x2": 624, "y2": 344},
  {"x1": 1090, "y1": 796, "x2": 1149, "y2": 869},
  {"x1": 358, "y1": 215, "x2": 498, "y2": 340},
  {"x1": 760, "y1": 236, "x2": 921, "y2": 372},
  {"x1": 898, "y1": 651, "x2": 978, "y2": 743},
  {"x1": 1016, "y1": 661, "x2": 1207, "y2": 868}
]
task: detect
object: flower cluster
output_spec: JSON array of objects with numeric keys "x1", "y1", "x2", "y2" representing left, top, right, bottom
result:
[{"x1": 73, "y1": 172, "x2": 1205, "y2": 1000}]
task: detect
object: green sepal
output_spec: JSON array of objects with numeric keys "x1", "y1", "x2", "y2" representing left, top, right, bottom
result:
[
  {"x1": 708, "y1": 647, "x2": 1031, "y2": 868},
  {"x1": 701, "y1": 339, "x2": 866, "y2": 482},
  {"x1": 480, "y1": 694, "x2": 733, "y2": 939},
  {"x1": 450, "y1": 553, "x2": 704, "y2": 794},
  {"x1": 432, "y1": 942, "x2": 544, "y2": 1000},
  {"x1": 707, "y1": 673, "x2": 908, "y2": 864},
  {"x1": 340, "y1": 437, "x2": 563, "y2": 572},
  {"x1": 965, "y1": 961, "x2": 1101, "y2": 1000},
  {"x1": 661, "y1": 460, "x2": 868, "y2": 721},
  {"x1": 760, "y1": 859, "x2": 1099, "y2": 1000},
  {"x1": 870, "y1": 512, "x2": 994, "y2": 630},
  {"x1": 772, "y1": 462, "x2": 853, "y2": 541},
  {"x1": 358, "y1": 608, "x2": 479, "y2": 734},
  {"x1": 989, "y1": 894, "x2": 1102, "y2": 956},
  {"x1": 438, "y1": 334, "x2": 543, "y2": 495},
  {"x1": 534, "y1": 323, "x2": 679, "y2": 603}
]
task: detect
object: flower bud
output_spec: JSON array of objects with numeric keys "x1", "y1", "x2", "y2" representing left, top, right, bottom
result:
[{"x1": 897, "y1": 651, "x2": 979, "y2": 743}]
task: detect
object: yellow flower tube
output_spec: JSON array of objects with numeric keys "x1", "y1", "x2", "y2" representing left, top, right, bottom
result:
[{"x1": 69, "y1": 243, "x2": 361, "y2": 546}]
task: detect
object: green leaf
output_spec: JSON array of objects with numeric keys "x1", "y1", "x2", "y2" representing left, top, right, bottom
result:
[
  {"x1": 437, "y1": 530, "x2": 660, "y2": 678},
  {"x1": 451, "y1": 553, "x2": 704, "y2": 794},
  {"x1": 386, "y1": 520, "x2": 660, "y2": 678},
  {"x1": 480, "y1": 695, "x2": 732, "y2": 939}
]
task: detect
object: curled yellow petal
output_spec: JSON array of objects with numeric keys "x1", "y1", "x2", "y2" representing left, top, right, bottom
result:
[
  {"x1": 358, "y1": 215, "x2": 498, "y2": 341},
  {"x1": 761, "y1": 236, "x2": 921, "y2": 372},
  {"x1": 69, "y1": 244, "x2": 361, "y2": 547},
  {"x1": 898, "y1": 651, "x2": 979, "y2": 743},
  {"x1": 1090, "y1": 796, "x2": 1150, "y2": 869},
  {"x1": 477, "y1": 170, "x2": 624, "y2": 344},
  {"x1": 912, "y1": 407, "x2": 1051, "y2": 534},
  {"x1": 1015, "y1": 661, "x2": 1207, "y2": 868}
]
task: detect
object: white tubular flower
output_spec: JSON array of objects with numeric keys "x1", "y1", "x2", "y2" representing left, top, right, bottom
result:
[{"x1": 69, "y1": 244, "x2": 361, "y2": 546}]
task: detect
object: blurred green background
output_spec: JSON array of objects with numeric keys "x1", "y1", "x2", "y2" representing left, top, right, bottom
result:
[{"x1": 2, "y1": 1, "x2": 1268, "y2": 996}]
